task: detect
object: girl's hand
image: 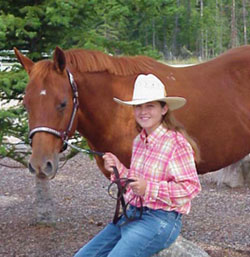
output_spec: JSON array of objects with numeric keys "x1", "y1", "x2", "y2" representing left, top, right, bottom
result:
[
  {"x1": 129, "y1": 177, "x2": 147, "y2": 196},
  {"x1": 103, "y1": 152, "x2": 121, "y2": 173}
]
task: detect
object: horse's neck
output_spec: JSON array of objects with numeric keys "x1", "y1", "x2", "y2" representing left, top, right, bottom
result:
[
  {"x1": 75, "y1": 72, "x2": 136, "y2": 168},
  {"x1": 76, "y1": 72, "x2": 119, "y2": 149}
]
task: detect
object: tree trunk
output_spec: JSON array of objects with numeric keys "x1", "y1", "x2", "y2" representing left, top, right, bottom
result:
[
  {"x1": 186, "y1": 0, "x2": 191, "y2": 50},
  {"x1": 231, "y1": 0, "x2": 237, "y2": 48},
  {"x1": 163, "y1": 16, "x2": 168, "y2": 59},
  {"x1": 242, "y1": 0, "x2": 247, "y2": 45},
  {"x1": 152, "y1": 18, "x2": 156, "y2": 50},
  {"x1": 215, "y1": 0, "x2": 223, "y2": 55},
  {"x1": 218, "y1": 0, "x2": 223, "y2": 53},
  {"x1": 172, "y1": 0, "x2": 180, "y2": 58},
  {"x1": 200, "y1": 0, "x2": 204, "y2": 59}
]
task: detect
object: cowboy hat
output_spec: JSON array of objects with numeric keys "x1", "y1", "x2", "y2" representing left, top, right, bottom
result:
[{"x1": 113, "y1": 74, "x2": 186, "y2": 111}]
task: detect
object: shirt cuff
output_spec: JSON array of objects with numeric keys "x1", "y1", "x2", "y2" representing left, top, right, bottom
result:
[
  {"x1": 144, "y1": 181, "x2": 159, "y2": 203},
  {"x1": 144, "y1": 181, "x2": 173, "y2": 206}
]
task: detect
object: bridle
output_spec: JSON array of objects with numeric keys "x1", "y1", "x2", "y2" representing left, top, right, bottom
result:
[
  {"x1": 28, "y1": 69, "x2": 142, "y2": 224},
  {"x1": 29, "y1": 69, "x2": 79, "y2": 152}
]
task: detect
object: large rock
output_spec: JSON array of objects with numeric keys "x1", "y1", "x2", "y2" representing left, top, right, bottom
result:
[
  {"x1": 153, "y1": 236, "x2": 210, "y2": 257},
  {"x1": 203, "y1": 154, "x2": 250, "y2": 188},
  {"x1": 242, "y1": 155, "x2": 250, "y2": 185},
  {"x1": 35, "y1": 177, "x2": 55, "y2": 224}
]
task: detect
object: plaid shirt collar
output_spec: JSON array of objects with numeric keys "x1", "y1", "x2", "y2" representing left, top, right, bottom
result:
[{"x1": 140, "y1": 124, "x2": 167, "y2": 146}]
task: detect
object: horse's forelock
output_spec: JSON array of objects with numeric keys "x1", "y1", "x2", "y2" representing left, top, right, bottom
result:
[{"x1": 30, "y1": 60, "x2": 55, "y2": 80}]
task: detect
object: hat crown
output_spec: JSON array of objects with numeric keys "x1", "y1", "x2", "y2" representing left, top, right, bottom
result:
[
  {"x1": 133, "y1": 74, "x2": 166, "y2": 101},
  {"x1": 113, "y1": 73, "x2": 186, "y2": 111}
]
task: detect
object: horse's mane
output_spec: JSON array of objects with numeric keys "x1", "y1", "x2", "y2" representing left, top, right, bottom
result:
[
  {"x1": 30, "y1": 48, "x2": 162, "y2": 79},
  {"x1": 30, "y1": 45, "x2": 250, "y2": 79},
  {"x1": 64, "y1": 49, "x2": 158, "y2": 76}
]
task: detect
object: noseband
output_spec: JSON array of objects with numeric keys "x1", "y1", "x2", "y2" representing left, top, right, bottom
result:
[{"x1": 29, "y1": 69, "x2": 79, "y2": 152}]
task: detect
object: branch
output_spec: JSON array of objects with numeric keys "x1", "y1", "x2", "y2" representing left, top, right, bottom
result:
[{"x1": 0, "y1": 161, "x2": 26, "y2": 169}]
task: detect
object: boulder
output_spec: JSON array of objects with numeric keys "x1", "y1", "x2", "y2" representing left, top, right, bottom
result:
[
  {"x1": 203, "y1": 154, "x2": 250, "y2": 188},
  {"x1": 153, "y1": 236, "x2": 210, "y2": 257}
]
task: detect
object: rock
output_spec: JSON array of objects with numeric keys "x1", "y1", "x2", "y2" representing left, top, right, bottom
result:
[
  {"x1": 202, "y1": 154, "x2": 250, "y2": 188},
  {"x1": 242, "y1": 155, "x2": 250, "y2": 185},
  {"x1": 35, "y1": 177, "x2": 55, "y2": 224},
  {"x1": 153, "y1": 236, "x2": 210, "y2": 257}
]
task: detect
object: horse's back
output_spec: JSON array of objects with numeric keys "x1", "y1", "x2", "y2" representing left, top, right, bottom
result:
[{"x1": 165, "y1": 46, "x2": 250, "y2": 173}]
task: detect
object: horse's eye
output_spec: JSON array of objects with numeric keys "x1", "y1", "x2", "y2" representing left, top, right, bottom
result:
[{"x1": 58, "y1": 100, "x2": 67, "y2": 111}]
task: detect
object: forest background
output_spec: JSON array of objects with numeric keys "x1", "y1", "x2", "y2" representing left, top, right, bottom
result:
[{"x1": 0, "y1": 0, "x2": 249, "y2": 165}]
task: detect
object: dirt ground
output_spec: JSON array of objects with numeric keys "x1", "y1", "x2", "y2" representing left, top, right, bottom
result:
[{"x1": 0, "y1": 154, "x2": 250, "y2": 257}]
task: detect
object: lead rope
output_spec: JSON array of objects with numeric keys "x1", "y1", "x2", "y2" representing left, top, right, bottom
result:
[{"x1": 64, "y1": 140, "x2": 142, "y2": 224}]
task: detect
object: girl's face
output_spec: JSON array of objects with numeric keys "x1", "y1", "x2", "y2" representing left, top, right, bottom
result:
[{"x1": 134, "y1": 101, "x2": 168, "y2": 135}]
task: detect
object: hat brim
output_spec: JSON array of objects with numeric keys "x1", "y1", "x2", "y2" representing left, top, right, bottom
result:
[{"x1": 113, "y1": 96, "x2": 186, "y2": 111}]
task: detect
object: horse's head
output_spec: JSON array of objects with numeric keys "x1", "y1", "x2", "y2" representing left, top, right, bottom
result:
[{"x1": 14, "y1": 47, "x2": 78, "y2": 179}]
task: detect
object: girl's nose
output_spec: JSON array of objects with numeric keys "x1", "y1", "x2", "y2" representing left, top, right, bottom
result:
[{"x1": 140, "y1": 106, "x2": 148, "y2": 114}]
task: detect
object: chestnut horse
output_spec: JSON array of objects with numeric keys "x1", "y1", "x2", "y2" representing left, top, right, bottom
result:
[{"x1": 14, "y1": 46, "x2": 250, "y2": 180}]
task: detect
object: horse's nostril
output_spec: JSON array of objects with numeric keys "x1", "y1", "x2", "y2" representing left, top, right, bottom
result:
[
  {"x1": 43, "y1": 161, "x2": 54, "y2": 177},
  {"x1": 28, "y1": 162, "x2": 36, "y2": 174}
]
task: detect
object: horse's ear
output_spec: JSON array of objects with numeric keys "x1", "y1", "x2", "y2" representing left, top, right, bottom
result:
[
  {"x1": 14, "y1": 47, "x2": 34, "y2": 74},
  {"x1": 53, "y1": 46, "x2": 66, "y2": 72}
]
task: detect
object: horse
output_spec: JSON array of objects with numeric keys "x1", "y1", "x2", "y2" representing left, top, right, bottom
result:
[{"x1": 14, "y1": 46, "x2": 250, "y2": 180}]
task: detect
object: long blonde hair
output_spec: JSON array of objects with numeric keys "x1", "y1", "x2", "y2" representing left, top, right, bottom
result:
[{"x1": 136, "y1": 102, "x2": 201, "y2": 163}]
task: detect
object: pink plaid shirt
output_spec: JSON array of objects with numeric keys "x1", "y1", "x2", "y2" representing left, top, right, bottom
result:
[{"x1": 114, "y1": 124, "x2": 201, "y2": 214}]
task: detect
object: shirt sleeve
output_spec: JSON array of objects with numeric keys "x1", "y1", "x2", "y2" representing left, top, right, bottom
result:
[{"x1": 144, "y1": 140, "x2": 201, "y2": 208}]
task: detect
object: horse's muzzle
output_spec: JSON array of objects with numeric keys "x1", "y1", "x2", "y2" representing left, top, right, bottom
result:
[{"x1": 28, "y1": 159, "x2": 57, "y2": 179}]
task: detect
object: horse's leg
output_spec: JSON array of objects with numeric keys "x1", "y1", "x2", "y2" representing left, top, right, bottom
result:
[{"x1": 34, "y1": 177, "x2": 55, "y2": 225}]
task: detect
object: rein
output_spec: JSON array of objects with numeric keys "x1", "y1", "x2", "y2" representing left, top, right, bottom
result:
[{"x1": 65, "y1": 140, "x2": 143, "y2": 224}]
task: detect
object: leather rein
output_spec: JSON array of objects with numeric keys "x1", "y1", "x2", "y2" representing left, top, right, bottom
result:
[{"x1": 28, "y1": 69, "x2": 142, "y2": 224}]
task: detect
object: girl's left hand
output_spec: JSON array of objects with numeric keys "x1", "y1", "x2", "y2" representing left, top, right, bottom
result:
[{"x1": 129, "y1": 177, "x2": 147, "y2": 196}]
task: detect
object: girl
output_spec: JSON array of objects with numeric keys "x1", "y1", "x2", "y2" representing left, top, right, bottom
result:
[{"x1": 74, "y1": 74, "x2": 201, "y2": 257}]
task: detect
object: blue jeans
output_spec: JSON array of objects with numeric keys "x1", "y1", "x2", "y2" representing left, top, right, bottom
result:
[{"x1": 73, "y1": 206, "x2": 182, "y2": 257}]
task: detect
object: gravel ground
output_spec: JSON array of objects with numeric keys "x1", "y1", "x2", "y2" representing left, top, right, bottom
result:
[{"x1": 0, "y1": 154, "x2": 250, "y2": 257}]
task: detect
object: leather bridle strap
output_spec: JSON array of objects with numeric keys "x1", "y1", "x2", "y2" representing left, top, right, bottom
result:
[
  {"x1": 28, "y1": 69, "x2": 79, "y2": 152},
  {"x1": 64, "y1": 69, "x2": 79, "y2": 139},
  {"x1": 29, "y1": 127, "x2": 64, "y2": 140},
  {"x1": 109, "y1": 166, "x2": 143, "y2": 224},
  {"x1": 112, "y1": 166, "x2": 127, "y2": 224}
]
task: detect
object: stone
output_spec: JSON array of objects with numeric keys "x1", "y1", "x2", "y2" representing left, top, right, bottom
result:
[
  {"x1": 35, "y1": 177, "x2": 55, "y2": 224},
  {"x1": 202, "y1": 155, "x2": 250, "y2": 188},
  {"x1": 242, "y1": 155, "x2": 250, "y2": 185},
  {"x1": 153, "y1": 236, "x2": 210, "y2": 257}
]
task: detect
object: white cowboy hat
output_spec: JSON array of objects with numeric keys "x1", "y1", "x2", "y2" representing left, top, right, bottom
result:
[{"x1": 113, "y1": 74, "x2": 186, "y2": 111}]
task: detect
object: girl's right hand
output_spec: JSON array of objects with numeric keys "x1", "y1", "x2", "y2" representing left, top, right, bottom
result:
[{"x1": 102, "y1": 152, "x2": 121, "y2": 173}]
